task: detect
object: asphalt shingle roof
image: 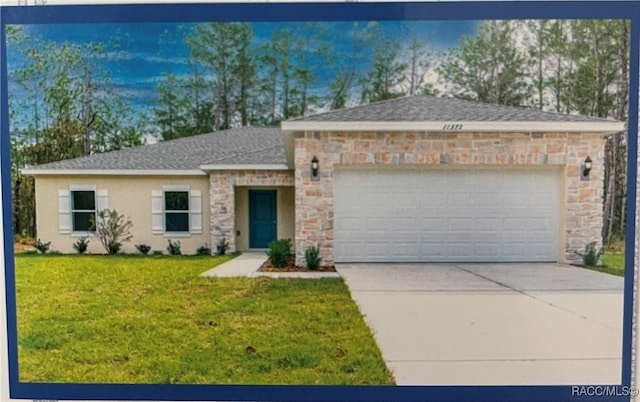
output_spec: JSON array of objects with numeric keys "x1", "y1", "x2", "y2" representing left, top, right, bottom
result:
[
  {"x1": 27, "y1": 127, "x2": 285, "y2": 171},
  {"x1": 292, "y1": 95, "x2": 616, "y2": 123},
  {"x1": 27, "y1": 96, "x2": 621, "y2": 173}
]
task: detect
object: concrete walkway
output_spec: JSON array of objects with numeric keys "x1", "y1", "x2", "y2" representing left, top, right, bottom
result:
[
  {"x1": 201, "y1": 252, "x2": 341, "y2": 278},
  {"x1": 338, "y1": 263, "x2": 624, "y2": 386},
  {"x1": 201, "y1": 252, "x2": 268, "y2": 277}
]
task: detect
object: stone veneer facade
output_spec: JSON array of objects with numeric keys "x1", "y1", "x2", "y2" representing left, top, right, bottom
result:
[
  {"x1": 293, "y1": 131, "x2": 606, "y2": 266},
  {"x1": 209, "y1": 170, "x2": 295, "y2": 253}
]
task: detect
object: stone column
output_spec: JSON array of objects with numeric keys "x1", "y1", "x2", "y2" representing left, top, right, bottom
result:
[
  {"x1": 563, "y1": 134, "x2": 606, "y2": 263},
  {"x1": 209, "y1": 172, "x2": 236, "y2": 253},
  {"x1": 294, "y1": 132, "x2": 336, "y2": 266}
]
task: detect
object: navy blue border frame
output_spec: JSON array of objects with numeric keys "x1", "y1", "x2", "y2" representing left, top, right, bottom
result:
[{"x1": 1, "y1": 2, "x2": 638, "y2": 401}]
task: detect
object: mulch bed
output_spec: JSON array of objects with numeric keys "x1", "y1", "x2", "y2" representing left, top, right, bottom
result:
[
  {"x1": 258, "y1": 256, "x2": 337, "y2": 272},
  {"x1": 14, "y1": 240, "x2": 36, "y2": 253}
]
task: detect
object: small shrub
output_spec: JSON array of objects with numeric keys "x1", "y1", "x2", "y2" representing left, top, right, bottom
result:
[
  {"x1": 576, "y1": 241, "x2": 604, "y2": 267},
  {"x1": 151, "y1": 250, "x2": 163, "y2": 256},
  {"x1": 266, "y1": 239, "x2": 292, "y2": 268},
  {"x1": 167, "y1": 239, "x2": 182, "y2": 255},
  {"x1": 135, "y1": 244, "x2": 151, "y2": 255},
  {"x1": 216, "y1": 237, "x2": 229, "y2": 256},
  {"x1": 34, "y1": 239, "x2": 50, "y2": 254},
  {"x1": 304, "y1": 244, "x2": 322, "y2": 270},
  {"x1": 107, "y1": 241, "x2": 122, "y2": 254},
  {"x1": 91, "y1": 209, "x2": 133, "y2": 254},
  {"x1": 196, "y1": 244, "x2": 211, "y2": 256},
  {"x1": 72, "y1": 237, "x2": 90, "y2": 254}
]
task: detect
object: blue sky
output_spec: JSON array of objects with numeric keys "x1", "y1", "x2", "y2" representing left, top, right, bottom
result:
[{"x1": 7, "y1": 20, "x2": 479, "y2": 127}]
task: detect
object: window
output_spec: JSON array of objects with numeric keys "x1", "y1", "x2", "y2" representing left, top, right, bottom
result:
[
  {"x1": 71, "y1": 190, "x2": 96, "y2": 232},
  {"x1": 164, "y1": 191, "x2": 189, "y2": 232},
  {"x1": 59, "y1": 187, "x2": 107, "y2": 235},
  {"x1": 151, "y1": 187, "x2": 201, "y2": 235}
]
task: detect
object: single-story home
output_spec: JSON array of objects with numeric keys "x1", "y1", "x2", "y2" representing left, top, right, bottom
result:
[{"x1": 22, "y1": 95, "x2": 625, "y2": 265}]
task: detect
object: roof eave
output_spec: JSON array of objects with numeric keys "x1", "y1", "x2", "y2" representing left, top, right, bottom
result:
[
  {"x1": 21, "y1": 169, "x2": 208, "y2": 176},
  {"x1": 199, "y1": 164, "x2": 290, "y2": 171},
  {"x1": 281, "y1": 121, "x2": 626, "y2": 134}
]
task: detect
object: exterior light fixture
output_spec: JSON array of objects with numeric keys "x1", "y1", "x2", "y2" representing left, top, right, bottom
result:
[
  {"x1": 311, "y1": 156, "x2": 320, "y2": 181},
  {"x1": 583, "y1": 156, "x2": 592, "y2": 177}
]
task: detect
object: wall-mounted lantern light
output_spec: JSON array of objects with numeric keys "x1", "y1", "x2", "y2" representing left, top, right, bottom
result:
[
  {"x1": 582, "y1": 156, "x2": 592, "y2": 178},
  {"x1": 311, "y1": 156, "x2": 320, "y2": 181}
]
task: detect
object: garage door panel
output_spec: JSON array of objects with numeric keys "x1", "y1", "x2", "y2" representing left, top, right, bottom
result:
[
  {"x1": 448, "y1": 193, "x2": 475, "y2": 206},
  {"x1": 530, "y1": 218, "x2": 554, "y2": 231},
  {"x1": 475, "y1": 218, "x2": 502, "y2": 232},
  {"x1": 503, "y1": 192, "x2": 530, "y2": 205},
  {"x1": 449, "y1": 243, "x2": 475, "y2": 257},
  {"x1": 334, "y1": 243, "x2": 362, "y2": 260},
  {"x1": 530, "y1": 243, "x2": 556, "y2": 256},
  {"x1": 421, "y1": 242, "x2": 447, "y2": 255},
  {"x1": 503, "y1": 218, "x2": 530, "y2": 231},
  {"x1": 392, "y1": 242, "x2": 421, "y2": 258},
  {"x1": 476, "y1": 196, "x2": 503, "y2": 208},
  {"x1": 365, "y1": 243, "x2": 392, "y2": 258},
  {"x1": 503, "y1": 243, "x2": 529, "y2": 257},
  {"x1": 392, "y1": 217, "x2": 419, "y2": 228},
  {"x1": 421, "y1": 218, "x2": 447, "y2": 231},
  {"x1": 334, "y1": 168, "x2": 559, "y2": 262},
  {"x1": 504, "y1": 243, "x2": 554, "y2": 258},
  {"x1": 530, "y1": 206, "x2": 556, "y2": 216},
  {"x1": 356, "y1": 234, "x2": 389, "y2": 244},
  {"x1": 421, "y1": 193, "x2": 446, "y2": 206},
  {"x1": 364, "y1": 218, "x2": 390, "y2": 232},
  {"x1": 336, "y1": 217, "x2": 361, "y2": 229},
  {"x1": 393, "y1": 192, "x2": 420, "y2": 204},
  {"x1": 475, "y1": 243, "x2": 502, "y2": 257}
]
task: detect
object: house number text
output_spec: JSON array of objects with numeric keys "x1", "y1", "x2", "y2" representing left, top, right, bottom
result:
[{"x1": 443, "y1": 124, "x2": 463, "y2": 131}]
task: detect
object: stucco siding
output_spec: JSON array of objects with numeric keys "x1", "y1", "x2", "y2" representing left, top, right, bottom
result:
[
  {"x1": 234, "y1": 188, "x2": 249, "y2": 250},
  {"x1": 34, "y1": 175, "x2": 210, "y2": 254},
  {"x1": 278, "y1": 187, "x2": 296, "y2": 244}
]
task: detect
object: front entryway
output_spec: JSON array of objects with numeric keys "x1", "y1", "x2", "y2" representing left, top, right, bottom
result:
[{"x1": 249, "y1": 190, "x2": 277, "y2": 248}]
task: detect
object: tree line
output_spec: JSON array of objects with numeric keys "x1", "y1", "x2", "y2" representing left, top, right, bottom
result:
[{"x1": 8, "y1": 19, "x2": 630, "y2": 246}]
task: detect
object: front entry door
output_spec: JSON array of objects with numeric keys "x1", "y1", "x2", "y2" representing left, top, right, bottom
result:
[{"x1": 249, "y1": 190, "x2": 277, "y2": 248}]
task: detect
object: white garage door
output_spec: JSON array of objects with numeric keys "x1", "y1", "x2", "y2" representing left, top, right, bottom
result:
[{"x1": 334, "y1": 168, "x2": 560, "y2": 262}]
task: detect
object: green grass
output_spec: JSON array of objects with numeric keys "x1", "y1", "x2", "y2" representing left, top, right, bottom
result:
[
  {"x1": 598, "y1": 253, "x2": 625, "y2": 277},
  {"x1": 581, "y1": 252, "x2": 625, "y2": 277},
  {"x1": 14, "y1": 254, "x2": 393, "y2": 385}
]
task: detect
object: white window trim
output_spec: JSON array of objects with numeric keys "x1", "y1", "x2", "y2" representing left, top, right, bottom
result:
[
  {"x1": 164, "y1": 188, "x2": 190, "y2": 235},
  {"x1": 69, "y1": 184, "x2": 97, "y2": 192},
  {"x1": 60, "y1": 185, "x2": 108, "y2": 237},
  {"x1": 69, "y1": 185, "x2": 97, "y2": 236},
  {"x1": 163, "y1": 185, "x2": 190, "y2": 192},
  {"x1": 164, "y1": 233, "x2": 192, "y2": 239},
  {"x1": 71, "y1": 231, "x2": 96, "y2": 238},
  {"x1": 152, "y1": 186, "x2": 202, "y2": 237}
]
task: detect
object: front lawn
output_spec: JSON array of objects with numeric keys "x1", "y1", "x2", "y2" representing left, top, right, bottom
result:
[
  {"x1": 599, "y1": 253, "x2": 625, "y2": 277},
  {"x1": 14, "y1": 254, "x2": 393, "y2": 385}
]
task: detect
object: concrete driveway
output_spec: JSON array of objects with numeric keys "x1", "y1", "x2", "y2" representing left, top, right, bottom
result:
[{"x1": 337, "y1": 263, "x2": 624, "y2": 386}]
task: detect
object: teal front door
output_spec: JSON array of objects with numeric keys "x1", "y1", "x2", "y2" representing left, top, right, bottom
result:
[{"x1": 249, "y1": 190, "x2": 277, "y2": 248}]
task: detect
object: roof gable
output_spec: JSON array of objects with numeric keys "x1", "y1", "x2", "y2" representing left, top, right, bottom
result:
[
  {"x1": 282, "y1": 95, "x2": 625, "y2": 134},
  {"x1": 289, "y1": 95, "x2": 618, "y2": 123}
]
